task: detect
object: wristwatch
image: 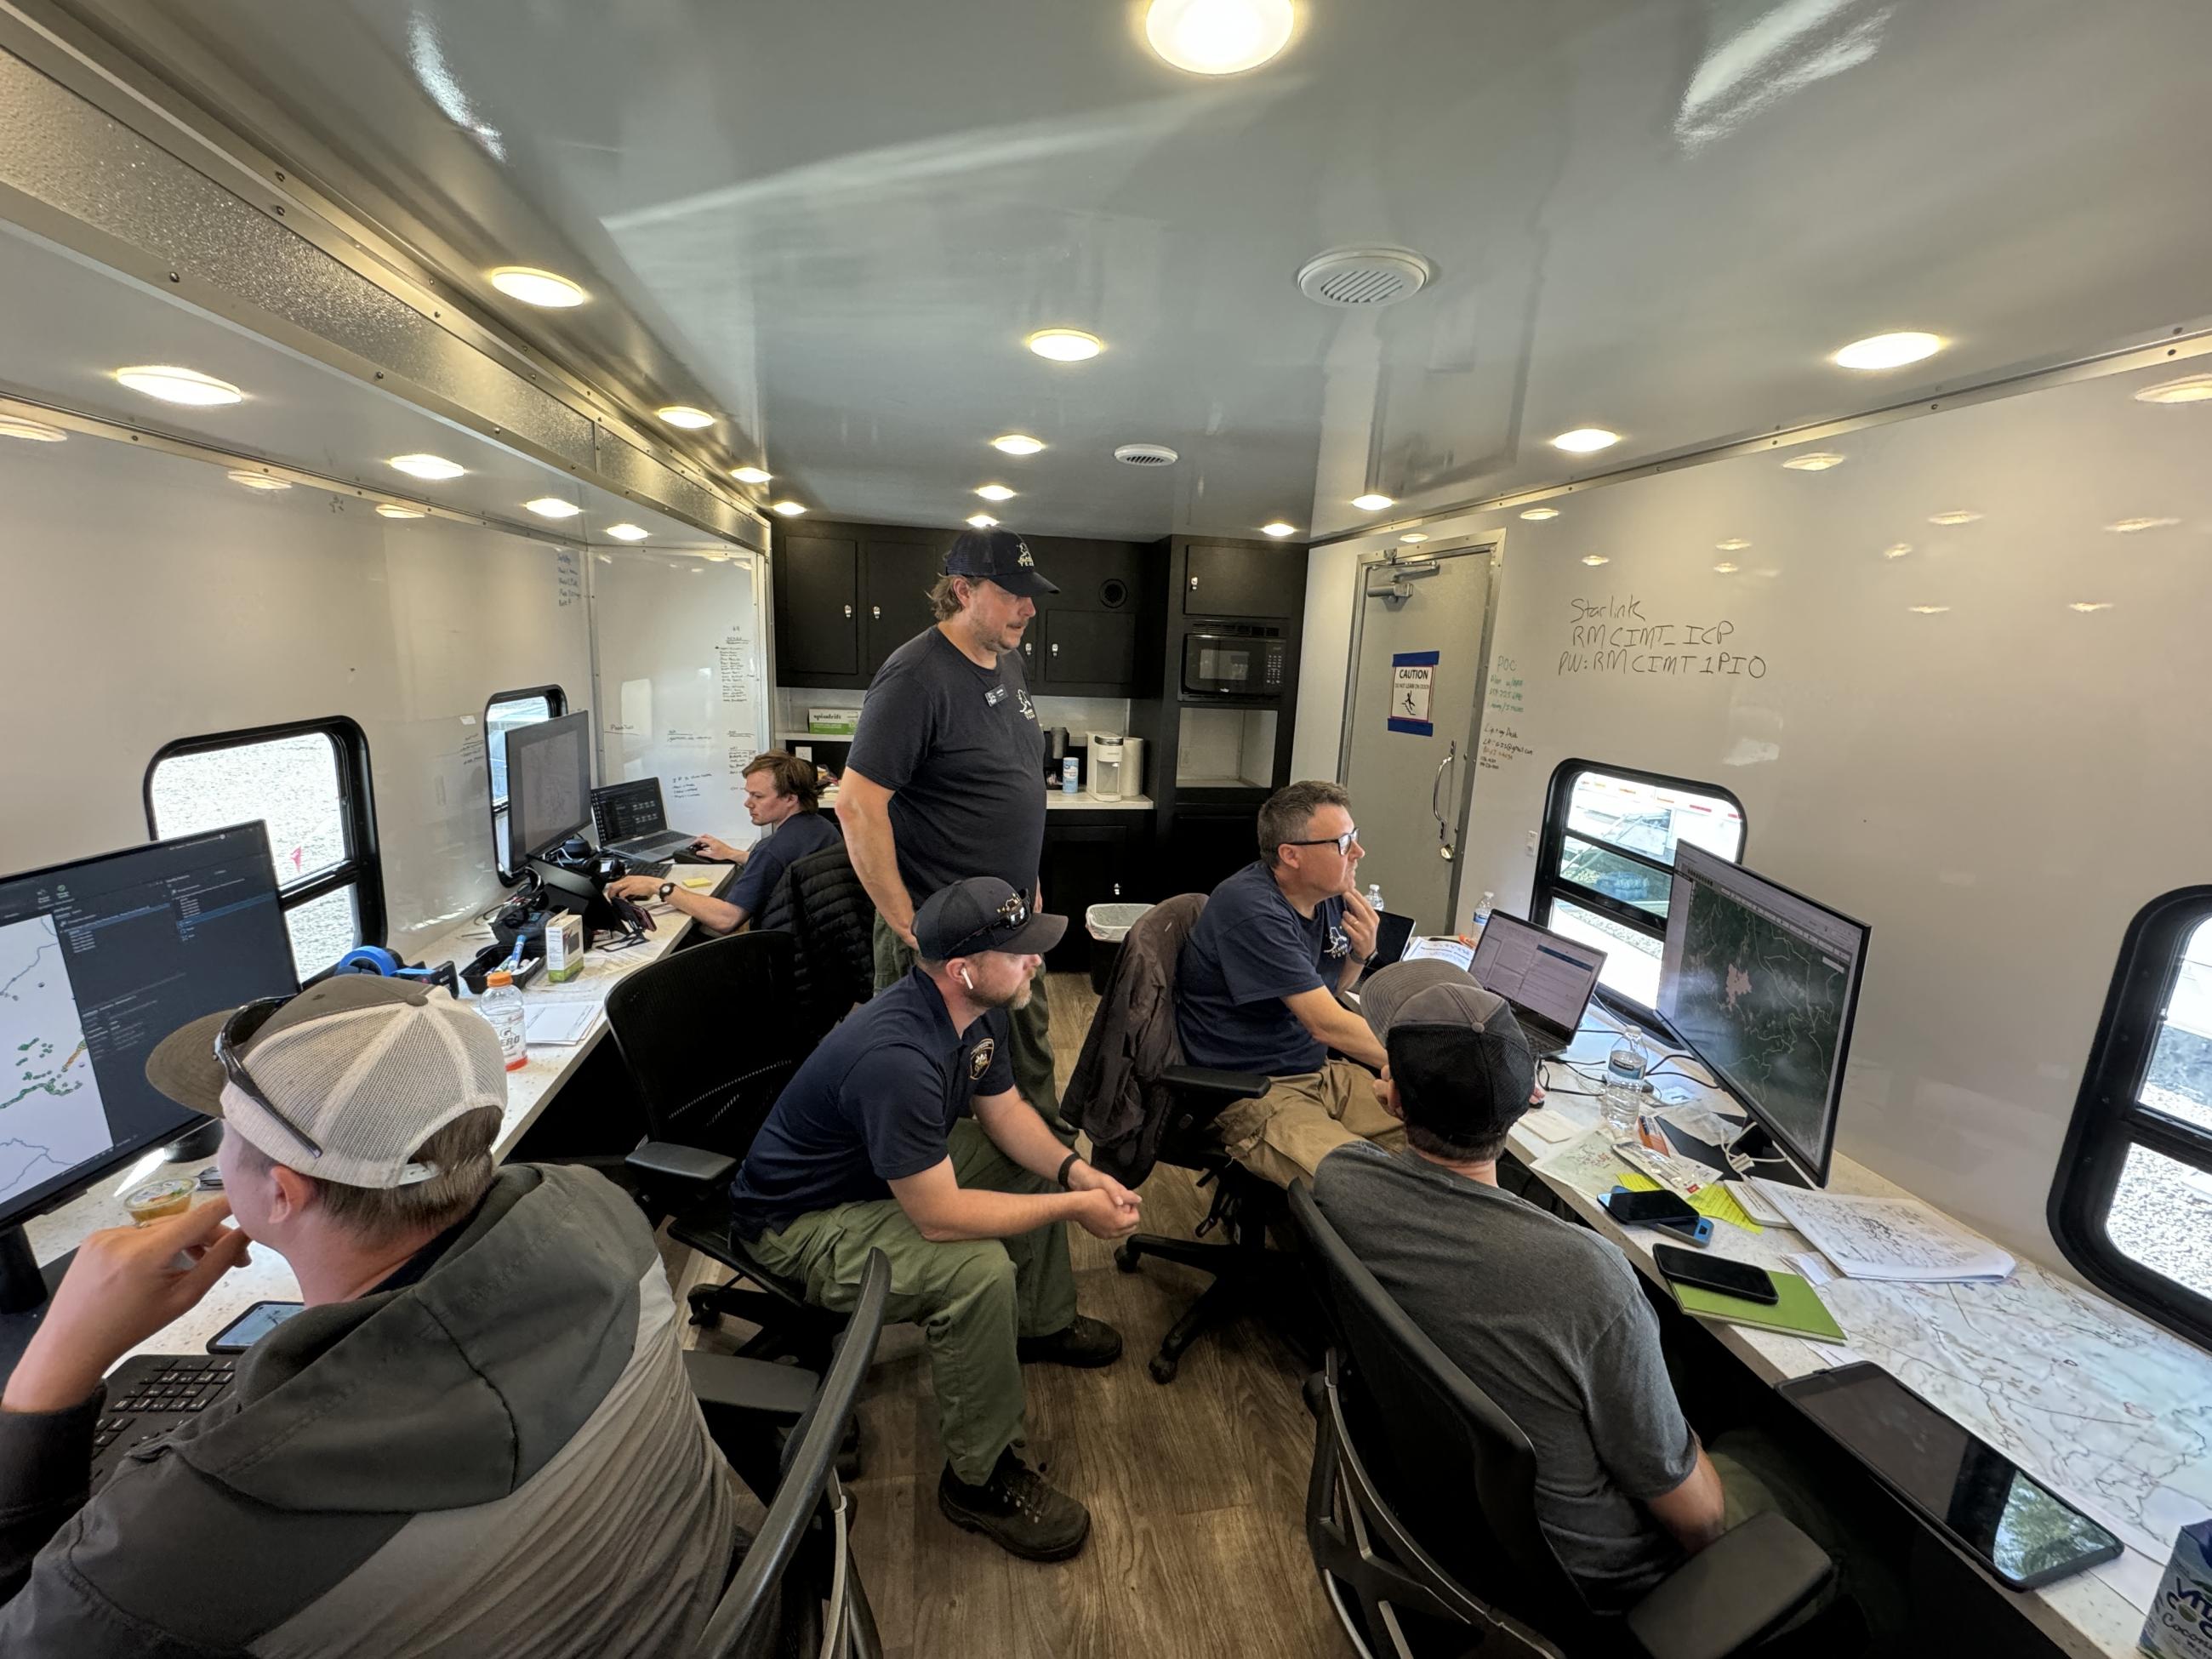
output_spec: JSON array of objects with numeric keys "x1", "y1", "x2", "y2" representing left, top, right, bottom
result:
[{"x1": 657, "y1": 882, "x2": 676, "y2": 902}]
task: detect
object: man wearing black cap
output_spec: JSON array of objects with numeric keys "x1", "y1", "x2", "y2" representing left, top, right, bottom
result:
[
  {"x1": 729, "y1": 877, "x2": 1138, "y2": 1561},
  {"x1": 837, "y1": 527, "x2": 1068, "y2": 1134}
]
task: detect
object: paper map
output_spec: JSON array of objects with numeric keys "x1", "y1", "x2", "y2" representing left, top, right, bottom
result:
[{"x1": 1758, "y1": 1183, "x2": 2015, "y2": 1283}]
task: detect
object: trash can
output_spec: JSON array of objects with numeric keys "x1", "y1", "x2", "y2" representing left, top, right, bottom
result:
[{"x1": 1085, "y1": 902, "x2": 1154, "y2": 994}]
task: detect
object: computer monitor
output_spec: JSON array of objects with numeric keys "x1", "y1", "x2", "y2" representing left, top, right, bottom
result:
[
  {"x1": 0, "y1": 823, "x2": 297, "y2": 1252},
  {"x1": 1657, "y1": 842, "x2": 1868, "y2": 1187},
  {"x1": 505, "y1": 710, "x2": 592, "y2": 865}
]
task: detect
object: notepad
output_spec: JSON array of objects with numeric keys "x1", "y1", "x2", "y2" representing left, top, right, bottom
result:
[
  {"x1": 1617, "y1": 1167, "x2": 1762, "y2": 1234},
  {"x1": 1670, "y1": 1270, "x2": 1846, "y2": 1344},
  {"x1": 523, "y1": 1002, "x2": 596, "y2": 1046}
]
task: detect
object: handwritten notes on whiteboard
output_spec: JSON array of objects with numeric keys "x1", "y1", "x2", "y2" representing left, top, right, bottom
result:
[
  {"x1": 1479, "y1": 656, "x2": 1532, "y2": 772},
  {"x1": 555, "y1": 547, "x2": 582, "y2": 609},
  {"x1": 1557, "y1": 596, "x2": 1767, "y2": 680}
]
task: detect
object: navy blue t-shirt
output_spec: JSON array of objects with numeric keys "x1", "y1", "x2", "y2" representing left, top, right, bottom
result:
[
  {"x1": 730, "y1": 967, "x2": 1015, "y2": 1235},
  {"x1": 1175, "y1": 861, "x2": 1351, "y2": 1074},
  {"x1": 727, "y1": 809, "x2": 841, "y2": 916}
]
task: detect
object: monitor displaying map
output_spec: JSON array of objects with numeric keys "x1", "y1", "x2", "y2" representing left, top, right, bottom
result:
[{"x1": 1657, "y1": 842, "x2": 1869, "y2": 1184}]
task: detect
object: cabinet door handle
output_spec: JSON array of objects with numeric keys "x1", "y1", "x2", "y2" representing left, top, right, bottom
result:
[
  {"x1": 1189, "y1": 575, "x2": 1199, "y2": 590},
  {"x1": 1023, "y1": 641, "x2": 1033, "y2": 656},
  {"x1": 842, "y1": 603, "x2": 852, "y2": 619},
  {"x1": 1050, "y1": 641, "x2": 1059, "y2": 657}
]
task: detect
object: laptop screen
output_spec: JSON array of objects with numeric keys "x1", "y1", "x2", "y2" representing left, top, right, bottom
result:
[
  {"x1": 1470, "y1": 912, "x2": 1605, "y2": 1037},
  {"x1": 591, "y1": 779, "x2": 666, "y2": 843}
]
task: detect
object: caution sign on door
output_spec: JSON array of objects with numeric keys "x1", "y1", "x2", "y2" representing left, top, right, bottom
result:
[{"x1": 1388, "y1": 651, "x2": 1437, "y2": 736}]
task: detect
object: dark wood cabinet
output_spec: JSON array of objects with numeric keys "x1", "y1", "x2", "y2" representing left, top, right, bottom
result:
[
  {"x1": 1040, "y1": 816, "x2": 1147, "y2": 972},
  {"x1": 1163, "y1": 801, "x2": 1264, "y2": 896},
  {"x1": 774, "y1": 535, "x2": 860, "y2": 678},
  {"x1": 1183, "y1": 543, "x2": 1292, "y2": 619},
  {"x1": 1035, "y1": 609, "x2": 1137, "y2": 693},
  {"x1": 861, "y1": 538, "x2": 947, "y2": 672}
]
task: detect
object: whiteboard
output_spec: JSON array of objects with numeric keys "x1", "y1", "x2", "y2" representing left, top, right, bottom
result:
[{"x1": 590, "y1": 550, "x2": 771, "y2": 850}]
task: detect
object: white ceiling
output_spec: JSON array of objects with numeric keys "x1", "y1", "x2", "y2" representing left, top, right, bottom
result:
[{"x1": 54, "y1": 0, "x2": 2212, "y2": 542}]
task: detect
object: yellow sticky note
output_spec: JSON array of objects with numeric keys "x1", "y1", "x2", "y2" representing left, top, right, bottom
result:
[{"x1": 681, "y1": 876, "x2": 715, "y2": 890}]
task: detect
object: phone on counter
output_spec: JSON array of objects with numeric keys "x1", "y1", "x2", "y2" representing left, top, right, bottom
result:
[
  {"x1": 206, "y1": 1299, "x2": 306, "y2": 1354},
  {"x1": 1652, "y1": 1242, "x2": 1777, "y2": 1304},
  {"x1": 1603, "y1": 1186, "x2": 1713, "y2": 1246}
]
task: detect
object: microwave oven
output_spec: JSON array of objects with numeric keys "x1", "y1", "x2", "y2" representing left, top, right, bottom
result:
[{"x1": 1182, "y1": 629, "x2": 1286, "y2": 698}]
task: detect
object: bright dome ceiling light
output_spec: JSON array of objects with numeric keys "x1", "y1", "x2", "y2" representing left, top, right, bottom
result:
[
  {"x1": 656, "y1": 406, "x2": 716, "y2": 430},
  {"x1": 1928, "y1": 510, "x2": 1983, "y2": 526},
  {"x1": 771, "y1": 500, "x2": 807, "y2": 517},
  {"x1": 487, "y1": 266, "x2": 586, "y2": 308},
  {"x1": 1833, "y1": 331, "x2": 1944, "y2": 370},
  {"x1": 374, "y1": 504, "x2": 424, "y2": 519},
  {"x1": 991, "y1": 434, "x2": 1046, "y2": 456},
  {"x1": 387, "y1": 453, "x2": 465, "y2": 480},
  {"x1": 604, "y1": 522, "x2": 650, "y2": 541},
  {"x1": 1026, "y1": 329, "x2": 1103, "y2": 362},
  {"x1": 2107, "y1": 516, "x2": 2179, "y2": 533},
  {"x1": 0, "y1": 414, "x2": 68, "y2": 442},
  {"x1": 2070, "y1": 601, "x2": 2115, "y2": 613},
  {"x1": 1519, "y1": 507, "x2": 1559, "y2": 522},
  {"x1": 1715, "y1": 539, "x2": 1751, "y2": 551},
  {"x1": 1884, "y1": 543, "x2": 1914, "y2": 559},
  {"x1": 1260, "y1": 522, "x2": 1297, "y2": 538},
  {"x1": 2135, "y1": 374, "x2": 2212, "y2": 406},
  {"x1": 730, "y1": 465, "x2": 773, "y2": 485},
  {"x1": 1908, "y1": 604, "x2": 1951, "y2": 614},
  {"x1": 1552, "y1": 427, "x2": 1620, "y2": 454},
  {"x1": 1782, "y1": 452, "x2": 1845, "y2": 471},
  {"x1": 1713, "y1": 562, "x2": 1740, "y2": 573},
  {"x1": 526, "y1": 497, "x2": 583, "y2": 519},
  {"x1": 1582, "y1": 555, "x2": 1611, "y2": 567},
  {"x1": 1351, "y1": 493, "x2": 1394, "y2": 511},
  {"x1": 975, "y1": 483, "x2": 1016, "y2": 502},
  {"x1": 114, "y1": 365, "x2": 243, "y2": 407},
  {"x1": 1144, "y1": 0, "x2": 1295, "y2": 75},
  {"x1": 1399, "y1": 533, "x2": 1429, "y2": 544},
  {"x1": 226, "y1": 470, "x2": 289, "y2": 492},
  {"x1": 966, "y1": 514, "x2": 1000, "y2": 529}
]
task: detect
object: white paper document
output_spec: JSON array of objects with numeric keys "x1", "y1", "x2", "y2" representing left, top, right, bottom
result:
[
  {"x1": 1400, "y1": 935, "x2": 1474, "y2": 972},
  {"x1": 1757, "y1": 1183, "x2": 2015, "y2": 1283},
  {"x1": 524, "y1": 1002, "x2": 597, "y2": 1046}
]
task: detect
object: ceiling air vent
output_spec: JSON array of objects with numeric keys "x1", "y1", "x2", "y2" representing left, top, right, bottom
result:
[
  {"x1": 1114, "y1": 442, "x2": 1180, "y2": 466},
  {"x1": 1297, "y1": 248, "x2": 1434, "y2": 308}
]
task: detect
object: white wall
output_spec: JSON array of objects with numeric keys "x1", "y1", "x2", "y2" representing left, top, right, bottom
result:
[{"x1": 1294, "y1": 358, "x2": 2212, "y2": 1267}]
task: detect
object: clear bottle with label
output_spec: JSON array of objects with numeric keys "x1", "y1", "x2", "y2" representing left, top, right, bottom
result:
[
  {"x1": 1365, "y1": 881, "x2": 1386, "y2": 913},
  {"x1": 479, "y1": 970, "x2": 527, "y2": 1072},
  {"x1": 1601, "y1": 1023, "x2": 1648, "y2": 1138}
]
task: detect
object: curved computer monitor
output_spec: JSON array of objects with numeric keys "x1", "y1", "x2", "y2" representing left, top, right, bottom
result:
[
  {"x1": 505, "y1": 709, "x2": 593, "y2": 865},
  {"x1": 1657, "y1": 842, "x2": 1869, "y2": 1187}
]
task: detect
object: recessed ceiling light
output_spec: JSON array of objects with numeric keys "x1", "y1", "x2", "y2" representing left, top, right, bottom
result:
[
  {"x1": 966, "y1": 514, "x2": 999, "y2": 529},
  {"x1": 1351, "y1": 493, "x2": 1394, "y2": 511},
  {"x1": 487, "y1": 266, "x2": 587, "y2": 308},
  {"x1": 975, "y1": 483, "x2": 1016, "y2": 502},
  {"x1": 1260, "y1": 521, "x2": 1297, "y2": 538},
  {"x1": 1519, "y1": 507, "x2": 1559, "y2": 522},
  {"x1": 771, "y1": 500, "x2": 807, "y2": 517},
  {"x1": 656, "y1": 406, "x2": 715, "y2": 430},
  {"x1": 226, "y1": 470, "x2": 289, "y2": 492},
  {"x1": 1552, "y1": 427, "x2": 1620, "y2": 454},
  {"x1": 1782, "y1": 452, "x2": 1845, "y2": 471},
  {"x1": 374, "y1": 504, "x2": 424, "y2": 519},
  {"x1": 2107, "y1": 516, "x2": 2179, "y2": 533},
  {"x1": 605, "y1": 522, "x2": 649, "y2": 541},
  {"x1": 1833, "y1": 332, "x2": 1944, "y2": 370},
  {"x1": 1026, "y1": 329, "x2": 1103, "y2": 362},
  {"x1": 526, "y1": 497, "x2": 583, "y2": 518},
  {"x1": 2069, "y1": 601, "x2": 2114, "y2": 613},
  {"x1": 388, "y1": 453, "x2": 465, "y2": 480},
  {"x1": 1884, "y1": 543, "x2": 1913, "y2": 559},
  {"x1": 1713, "y1": 562, "x2": 1740, "y2": 573},
  {"x1": 1582, "y1": 555, "x2": 1611, "y2": 567},
  {"x1": 1399, "y1": 533, "x2": 1429, "y2": 544},
  {"x1": 1716, "y1": 539, "x2": 1751, "y2": 551},
  {"x1": 115, "y1": 365, "x2": 243, "y2": 407},
  {"x1": 2135, "y1": 374, "x2": 2212, "y2": 406},
  {"x1": 1908, "y1": 605, "x2": 1950, "y2": 614},
  {"x1": 1927, "y1": 510, "x2": 1982, "y2": 526},
  {"x1": 0, "y1": 414, "x2": 67, "y2": 442},
  {"x1": 1143, "y1": 0, "x2": 1295, "y2": 75},
  {"x1": 991, "y1": 434, "x2": 1046, "y2": 456},
  {"x1": 730, "y1": 465, "x2": 773, "y2": 485}
]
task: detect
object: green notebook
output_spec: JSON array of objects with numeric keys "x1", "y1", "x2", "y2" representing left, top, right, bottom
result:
[{"x1": 1671, "y1": 1270, "x2": 1846, "y2": 1344}]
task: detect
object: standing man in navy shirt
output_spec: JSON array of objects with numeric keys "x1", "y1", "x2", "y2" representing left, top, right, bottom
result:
[
  {"x1": 1174, "y1": 780, "x2": 1400, "y2": 1186},
  {"x1": 838, "y1": 527, "x2": 1067, "y2": 1133},
  {"x1": 608, "y1": 751, "x2": 838, "y2": 930},
  {"x1": 730, "y1": 878, "x2": 1138, "y2": 1561}
]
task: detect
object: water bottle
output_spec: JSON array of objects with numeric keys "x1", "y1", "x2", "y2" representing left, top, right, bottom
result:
[
  {"x1": 1365, "y1": 881, "x2": 1385, "y2": 914},
  {"x1": 1471, "y1": 891, "x2": 1495, "y2": 935},
  {"x1": 1602, "y1": 1024, "x2": 1648, "y2": 1138},
  {"x1": 479, "y1": 970, "x2": 527, "y2": 1072}
]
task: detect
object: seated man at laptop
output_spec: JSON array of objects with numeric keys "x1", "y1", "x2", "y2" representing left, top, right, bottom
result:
[
  {"x1": 1173, "y1": 779, "x2": 1399, "y2": 1186},
  {"x1": 0, "y1": 978, "x2": 738, "y2": 1656},
  {"x1": 611, "y1": 749, "x2": 840, "y2": 932}
]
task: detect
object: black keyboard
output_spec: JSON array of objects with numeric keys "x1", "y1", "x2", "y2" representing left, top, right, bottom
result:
[
  {"x1": 618, "y1": 858, "x2": 673, "y2": 879},
  {"x1": 92, "y1": 1354, "x2": 238, "y2": 1488}
]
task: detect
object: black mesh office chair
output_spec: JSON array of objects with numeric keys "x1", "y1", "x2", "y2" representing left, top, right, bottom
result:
[
  {"x1": 699, "y1": 1250, "x2": 889, "y2": 1659},
  {"x1": 1287, "y1": 1183, "x2": 1834, "y2": 1659}
]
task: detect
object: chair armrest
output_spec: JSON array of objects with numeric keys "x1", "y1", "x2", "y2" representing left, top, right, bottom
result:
[
  {"x1": 683, "y1": 1350, "x2": 820, "y2": 1421},
  {"x1": 1160, "y1": 1064, "x2": 1273, "y2": 1103},
  {"x1": 1624, "y1": 1510, "x2": 1833, "y2": 1659},
  {"x1": 627, "y1": 1139, "x2": 738, "y2": 1188}
]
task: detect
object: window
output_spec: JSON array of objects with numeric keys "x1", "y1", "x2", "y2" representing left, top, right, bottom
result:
[
  {"x1": 2050, "y1": 888, "x2": 2212, "y2": 1350},
  {"x1": 1531, "y1": 761, "x2": 1747, "y2": 1009},
  {"x1": 145, "y1": 718, "x2": 383, "y2": 983},
  {"x1": 487, "y1": 686, "x2": 566, "y2": 879}
]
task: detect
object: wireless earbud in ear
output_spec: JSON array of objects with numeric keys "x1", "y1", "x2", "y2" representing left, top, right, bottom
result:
[{"x1": 960, "y1": 966, "x2": 975, "y2": 991}]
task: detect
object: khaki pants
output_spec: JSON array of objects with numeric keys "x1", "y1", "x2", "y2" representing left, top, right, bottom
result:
[
  {"x1": 873, "y1": 913, "x2": 1070, "y2": 1142},
  {"x1": 747, "y1": 1119, "x2": 1076, "y2": 1485},
  {"x1": 1211, "y1": 1059, "x2": 1405, "y2": 1188}
]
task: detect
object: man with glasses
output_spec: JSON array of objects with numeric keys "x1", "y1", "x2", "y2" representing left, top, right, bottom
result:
[
  {"x1": 730, "y1": 877, "x2": 1140, "y2": 1561},
  {"x1": 1173, "y1": 779, "x2": 1399, "y2": 1186}
]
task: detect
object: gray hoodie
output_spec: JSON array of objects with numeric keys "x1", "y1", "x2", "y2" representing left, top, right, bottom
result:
[{"x1": 0, "y1": 1163, "x2": 737, "y2": 1656}]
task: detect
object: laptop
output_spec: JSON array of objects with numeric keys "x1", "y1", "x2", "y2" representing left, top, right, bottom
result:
[
  {"x1": 590, "y1": 779, "x2": 700, "y2": 864},
  {"x1": 1468, "y1": 911, "x2": 1607, "y2": 1056}
]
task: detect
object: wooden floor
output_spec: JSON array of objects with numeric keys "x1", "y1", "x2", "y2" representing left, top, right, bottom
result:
[{"x1": 664, "y1": 972, "x2": 1350, "y2": 1659}]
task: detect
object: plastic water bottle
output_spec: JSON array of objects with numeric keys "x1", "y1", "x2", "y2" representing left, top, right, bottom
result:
[
  {"x1": 1471, "y1": 891, "x2": 1495, "y2": 935},
  {"x1": 479, "y1": 970, "x2": 527, "y2": 1072},
  {"x1": 1365, "y1": 881, "x2": 1385, "y2": 913},
  {"x1": 1602, "y1": 1024, "x2": 1648, "y2": 1138}
]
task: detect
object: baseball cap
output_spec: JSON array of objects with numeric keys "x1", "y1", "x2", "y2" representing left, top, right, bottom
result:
[
  {"x1": 145, "y1": 976, "x2": 509, "y2": 1189},
  {"x1": 1358, "y1": 960, "x2": 1536, "y2": 1149},
  {"x1": 944, "y1": 527, "x2": 1059, "y2": 597},
  {"x1": 913, "y1": 876, "x2": 1067, "y2": 961}
]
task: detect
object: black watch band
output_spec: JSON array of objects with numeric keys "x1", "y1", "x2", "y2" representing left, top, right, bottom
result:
[
  {"x1": 1056, "y1": 1151, "x2": 1081, "y2": 1189},
  {"x1": 658, "y1": 882, "x2": 676, "y2": 902}
]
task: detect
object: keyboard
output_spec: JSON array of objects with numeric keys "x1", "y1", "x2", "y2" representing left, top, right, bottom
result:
[
  {"x1": 615, "y1": 857, "x2": 673, "y2": 879},
  {"x1": 92, "y1": 1353, "x2": 238, "y2": 1489}
]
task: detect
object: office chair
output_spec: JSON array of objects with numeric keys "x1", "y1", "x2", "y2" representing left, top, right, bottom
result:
[
  {"x1": 1287, "y1": 1183, "x2": 1835, "y2": 1659},
  {"x1": 699, "y1": 1250, "x2": 889, "y2": 1659},
  {"x1": 755, "y1": 842, "x2": 875, "y2": 1047}
]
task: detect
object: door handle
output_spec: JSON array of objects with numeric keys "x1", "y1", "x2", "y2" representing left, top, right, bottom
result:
[
  {"x1": 1023, "y1": 641, "x2": 1033, "y2": 657},
  {"x1": 842, "y1": 603, "x2": 852, "y2": 619},
  {"x1": 1431, "y1": 742, "x2": 1458, "y2": 862}
]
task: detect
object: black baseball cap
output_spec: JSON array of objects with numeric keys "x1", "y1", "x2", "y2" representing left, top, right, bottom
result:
[
  {"x1": 944, "y1": 528, "x2": 1059, "y2": 597},
  {"x1": 914, "y1": 876, "x2": 1067, "y2": 961},
  {"x1": 1359, "y1": 960, "x2": 1536, "y2": 1148}
]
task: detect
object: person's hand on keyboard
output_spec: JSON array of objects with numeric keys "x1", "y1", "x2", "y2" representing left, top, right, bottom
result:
[{"x1": 0, "y1": 1199, "x2": 253, "y2": 1414}]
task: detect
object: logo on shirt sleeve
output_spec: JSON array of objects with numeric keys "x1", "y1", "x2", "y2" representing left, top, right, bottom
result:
[{"x1": 969, "y1": 1038, "x2": 996, "y2": 1080}]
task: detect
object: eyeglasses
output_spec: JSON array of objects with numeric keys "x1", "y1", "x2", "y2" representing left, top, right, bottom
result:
[
  {"x1": 1286, "y1": 826, "x2": 1361, "y2": 857},
  {"x1": 214, "y1": 997, "x2": 324, "y2": 1159},
  {"x1": 947, "y1": 891, "x2": 1031, "y2": 960}
]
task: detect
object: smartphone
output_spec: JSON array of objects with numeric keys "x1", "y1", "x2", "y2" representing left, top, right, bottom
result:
[
  {"x1": 206, "y1": 1299, "x2": 305, "y2": 1354},
  {"x1": 1602, "y1": 1188, "x2": 1698, "y2": 1227},
  {"x1": 1651, "y1": 1242, "x2": 1778, "y2": 1304},
  {"x1": 1782, "y1": 1363, "x2": 2124, "y2": 1589}
]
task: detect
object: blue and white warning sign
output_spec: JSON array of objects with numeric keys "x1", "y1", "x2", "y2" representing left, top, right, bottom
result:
[{"x1": 1388, "y1": 650, "x2": 1437, "y2": 736}]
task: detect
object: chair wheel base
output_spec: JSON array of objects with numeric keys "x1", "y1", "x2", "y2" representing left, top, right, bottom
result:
[
  {"x1": 1115, "y1": 1242, "x2": 1143, "y2": 1274},
  {"x1": 1148, "y1": 1353, "x2": 1179, "y2": 1384}
]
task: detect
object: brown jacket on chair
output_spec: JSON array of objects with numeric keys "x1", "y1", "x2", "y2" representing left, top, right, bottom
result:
[{"x1": 1062, "y1": 893, "x2": 1209, "y2": 1186}]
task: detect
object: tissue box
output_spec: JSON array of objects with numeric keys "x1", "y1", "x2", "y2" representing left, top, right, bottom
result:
[
  {"x1": 807, "y1": 707, "x2": 858, "y2": 736},
  {"x1": 544, "y1": 912, "x2": 585, "y2": 983},
  {"x1": 2142, "y1": 1519, "x2": 2212, "y2": 1659}
]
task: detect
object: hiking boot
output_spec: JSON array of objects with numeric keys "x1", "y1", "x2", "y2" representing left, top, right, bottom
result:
[
  {"x1": 1017, "y1": 1314, "x2": 1123, "y2": 1368},
  {"x1": 937, "y1": 1450, "x2": 1092, "y2": 1561}
]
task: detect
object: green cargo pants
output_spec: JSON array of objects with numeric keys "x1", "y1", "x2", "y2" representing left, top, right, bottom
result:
[
  {"x1": 747, "y1": 1118, "x2": 1077, "y2": 1485},
  {"x1": 873, "y1": 913, "x2": 1071, "y2": 1142}
]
